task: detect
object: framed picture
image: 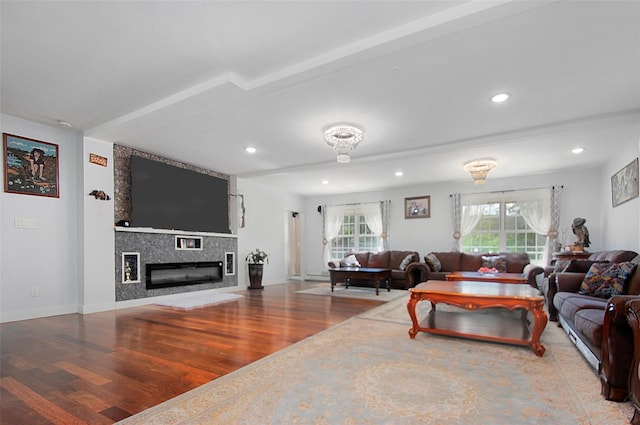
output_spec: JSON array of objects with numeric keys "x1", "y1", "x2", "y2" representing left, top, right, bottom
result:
[
  {"x1": 611, "y1": 158, "x2": 639, "y2": 207},
  {"x1": 225, "y1": 252, "x2": 236, "y2": 276},
  {"x1": 405, "y1": 196, "x2": 431, "y2": 219},
  {"x1": 3, "y1": 133, "x2": 59, "y2": 198},
  {"x1": 122, "y1": 252, "x2": 141, "y2": 283}
]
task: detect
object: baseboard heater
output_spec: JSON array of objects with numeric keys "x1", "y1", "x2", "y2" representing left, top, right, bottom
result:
[{"x1": 146, "y1": 261, "x2": 223, "y2": 290}]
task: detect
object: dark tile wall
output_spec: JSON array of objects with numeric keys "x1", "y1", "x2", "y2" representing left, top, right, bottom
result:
[{"x1": 115, "y1": 230, "x2": 238, "y2": 301}]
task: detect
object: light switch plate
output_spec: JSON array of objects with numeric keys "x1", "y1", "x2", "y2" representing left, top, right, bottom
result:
[{"x1": 15, "y1": 218, "x2": 38, "y2": 229}]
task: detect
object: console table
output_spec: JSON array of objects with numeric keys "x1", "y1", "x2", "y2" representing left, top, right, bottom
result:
[{"x1": 329, "y1": 267, "x2": 391, "y2": 296}]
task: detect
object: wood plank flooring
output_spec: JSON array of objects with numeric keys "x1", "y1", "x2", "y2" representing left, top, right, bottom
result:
[{"x1": 0, "y1": 281, "x2": 385, "y2": 424}]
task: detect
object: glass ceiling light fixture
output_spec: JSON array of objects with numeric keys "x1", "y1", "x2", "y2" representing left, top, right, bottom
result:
[
  {"x1": 463, "y1": 159, "x2": 497, "y2": 185},
  {"x1": 323, "y1": 124, "x2": 363, "y2": 163}
]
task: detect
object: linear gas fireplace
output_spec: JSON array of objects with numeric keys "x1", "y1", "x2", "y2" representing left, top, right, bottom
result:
[{"x1": 146, "y1": 261, "x2": 223, "y2": 290}]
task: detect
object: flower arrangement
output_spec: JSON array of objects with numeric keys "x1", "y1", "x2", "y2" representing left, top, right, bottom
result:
[{"x1": 245, "y1": 248, "x2": 269, "y2": 264}]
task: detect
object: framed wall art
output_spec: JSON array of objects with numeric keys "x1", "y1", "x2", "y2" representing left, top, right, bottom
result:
[
  {"x1": 611, "y1": 158, "x2": 639, "y2": 207},
  {"x1": 3, "y1": 133, "x2": 59, "y2": 198},
  {"x1": 122, "y1": 252, "x2": 141, "y2": 283},
  {"x1": 404, "y1": 196, "x2": 431, "y2": 219}
]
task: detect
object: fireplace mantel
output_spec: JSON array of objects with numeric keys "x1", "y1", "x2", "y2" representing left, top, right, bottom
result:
[{"x1": 115, "y1": 226, "x2": 237, "y2": 238}]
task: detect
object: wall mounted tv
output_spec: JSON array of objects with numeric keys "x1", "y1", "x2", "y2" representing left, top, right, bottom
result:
[{"x1": 130, "y1": 156, "x2": 230, "y2": 234}]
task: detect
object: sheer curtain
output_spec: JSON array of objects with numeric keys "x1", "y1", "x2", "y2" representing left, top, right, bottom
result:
[
  {"x1": 512, "y1": 188, "x2": 552, "y2": 265},
  {"x1": 451, "y1": 193, "x2": 483, "y2": 251},
  {"x1": 361, "y1": 201, "x2": 390, "y2": 251},
  {"x1": 323, "y1": 204, "x2": 346, "y2": 265}
]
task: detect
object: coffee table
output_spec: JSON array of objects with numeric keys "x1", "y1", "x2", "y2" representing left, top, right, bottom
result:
[
  {"x1": 329, "y1": 267, "x2": 391, "y2": 296},
  {"x1": 445, "y1": 271, "x2": 527, "y2": 284},
  {"x1": 407, "y1": 280, "x2": 547, "y2": 356}
]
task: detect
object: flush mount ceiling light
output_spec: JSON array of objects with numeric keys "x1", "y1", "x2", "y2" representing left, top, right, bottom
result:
[
  {"x1": 245, "y1": 146, "x2": 257, "y2": 154},
  {"x1": 323, "y1": 125, "x2": 363, "y2": 163},
  {"x1": 491, "y1": 93, "x2": 510, "y2": 103},
  {"x1": 463, "y1": 159, "x2": 497, "y2": 185},
  {"x1": 571, "y1": 147, "x2": 585, "y2": 154}
]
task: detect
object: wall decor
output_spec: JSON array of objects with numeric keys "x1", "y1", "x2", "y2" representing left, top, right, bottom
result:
[
  {"x1": 122, "y1": 252, "x2": 140, "y2": 283},
  {"x1": 225, "y1": 252, "x2": 236, "y2": 276},
  {"x1": 611, "y1": 158, "x2": 639, "y2": 207},
  {"x1": 405, "y1": 195, "x2": 431, "y2": 219},
  {"x1": 89, "y1": 153, "x2": 108, "y2": 167},
  {"x1": 3, "y1": 133, "x2": 59, "y2": 198}
]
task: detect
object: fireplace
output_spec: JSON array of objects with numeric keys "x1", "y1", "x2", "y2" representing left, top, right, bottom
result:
[{"x1": 146, "y1": 261, "x2": 223, "y2": 290}]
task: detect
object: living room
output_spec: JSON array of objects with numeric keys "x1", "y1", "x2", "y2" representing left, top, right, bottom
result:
[{"x1": 1, "y1": 1, "x2": 640, "y2": 423}]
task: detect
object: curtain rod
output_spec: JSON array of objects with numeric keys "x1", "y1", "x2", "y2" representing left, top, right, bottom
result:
[
  {"x1": 449, "y1": 185, "x2": 562, "y2": 197},
  {"x1": 324, "y1": 200, "x2": 391, "y2": 207}
]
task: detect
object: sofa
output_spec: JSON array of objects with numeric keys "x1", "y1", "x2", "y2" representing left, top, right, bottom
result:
[
  {"x1": 328, "y1": 250, "x2": 429, "y2": 290},
  {"x1": 543, "y1": 250, "x2": 639, "y2": 322},
  {"x1": 421, "y1": 251, "x2": 544, "y2": 288},
  {"x1": 550, "y1": 252, "x2": 640, "y2": 401},
  {"x1": 625, "y1": 299, "x2": 640, "y2": 424}
]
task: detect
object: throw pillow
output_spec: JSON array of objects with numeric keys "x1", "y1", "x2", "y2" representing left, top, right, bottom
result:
[
  {"x1": 481, "y1": 255, "x2": 507, "y2": 273},
  {"x1": 424, "y1": 253, "x2": 442, "y2": 272},
  {"x1": 340, "y1": 254, "x2": 361, "y2": 268},
  {"x1": 564, "y1": 260, "x2": 608, "y2": 274},
  {"x1": 399, "y1": 254, "x2": 414, "y2": 271},
  {"x1": 579, "y1": 261, "x2": 638, "y2": 298}
]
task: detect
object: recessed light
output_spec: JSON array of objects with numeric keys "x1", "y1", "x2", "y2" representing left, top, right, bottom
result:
[
  {"x1": 491, "y1": 93, "x2": 510, "y2": 103},
  {"x1": 395, "y1": 171, "x2": 404, "y2": 177},
  {"x1": 571, "y1": 147, "x2": 585, "y2": 154},
  {"x1": 245, "y1": 147, "x2": 257, "y2": 154},
  {"x1": 322, "y1": 180, "x2": 329, "y2": 185}
]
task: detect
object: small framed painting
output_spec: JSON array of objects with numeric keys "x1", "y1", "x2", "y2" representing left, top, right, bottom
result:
[
  {"x1": 3, "y1": 133, "x2": 59, "y2": 198},
  {"x1": 611, "y1": 158, "x2": 639, "y2": 207},
  {"x1": 405, "y1": 196, "x2": 431, "y2": 219}
]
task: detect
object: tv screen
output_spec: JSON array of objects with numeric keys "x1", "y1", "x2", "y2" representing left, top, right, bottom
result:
[{"x1": 130, "y1": 156, "x2": 230, "y2": 233}]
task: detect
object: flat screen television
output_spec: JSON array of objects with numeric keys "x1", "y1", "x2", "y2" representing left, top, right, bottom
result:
[{"x1": 130, "y1": 156, "x2": 230, "y2": 233}]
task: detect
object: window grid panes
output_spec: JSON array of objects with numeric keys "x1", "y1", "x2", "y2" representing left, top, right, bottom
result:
[
  {"x1": 331, "y1": 215, "x2": 381, "y2": 258},
  {"x1": 462, "y1": 201, "x2": 546, "y2": 262}
]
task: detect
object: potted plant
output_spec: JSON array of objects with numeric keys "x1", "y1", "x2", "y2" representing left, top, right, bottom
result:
[{"x1": 246, "y1": 248, "x2": 269, "y2": 290}]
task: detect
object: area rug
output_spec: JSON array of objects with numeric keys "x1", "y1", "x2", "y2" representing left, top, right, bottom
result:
[
  {"x1": 296, "y1": 285, "x2": 407, "y2": 302},
  {"x1": 119, "y1": 297, "x2": 632, "y2": 425},
  {"x1": 154, "y1": 292, "x2": 243, "y2": 310}
]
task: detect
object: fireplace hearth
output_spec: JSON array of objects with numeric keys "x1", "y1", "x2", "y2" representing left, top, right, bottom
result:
[{"x1": 146, "y1": 261, "x2": 223, "y2": 290}]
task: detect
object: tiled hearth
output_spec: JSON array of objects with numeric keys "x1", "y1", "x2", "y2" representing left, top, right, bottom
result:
[{"x1": 115, "y1": 227, "x2": 237, "y2": 301}]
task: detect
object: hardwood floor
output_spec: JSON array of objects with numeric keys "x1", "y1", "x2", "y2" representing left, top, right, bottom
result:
[{"x1": 0, "y1": 281, "x2": 385, "y2": 424}]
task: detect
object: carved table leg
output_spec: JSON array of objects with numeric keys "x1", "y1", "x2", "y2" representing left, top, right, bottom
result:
[
  {"x1": 407, "y1": 293, "x2": 421, "y2": 338},
  {"x1": 530, "y1": 301, "x2": 548, "y2": 357}
]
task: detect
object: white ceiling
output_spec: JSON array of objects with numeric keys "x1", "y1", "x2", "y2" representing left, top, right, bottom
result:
[{"x1": 2, "y1": 1, "x2": 639, "y2": 195}]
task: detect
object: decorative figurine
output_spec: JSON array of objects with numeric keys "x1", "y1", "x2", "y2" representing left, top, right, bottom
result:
[{"x1": 571, "y1": 217, "x2": 590, "y2": 248}]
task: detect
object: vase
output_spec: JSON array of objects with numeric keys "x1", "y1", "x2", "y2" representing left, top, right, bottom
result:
[{"x1": 248, "y1": 263, "x2": 264, "y2": 290}]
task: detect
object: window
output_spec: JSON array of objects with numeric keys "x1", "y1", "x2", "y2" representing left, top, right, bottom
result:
[
  {"x1": 331, "y1": 214, "x2": 381, "y2": 259},
  {"x1": 461, "y1": 201, "x2": 546, "y2": 263}
]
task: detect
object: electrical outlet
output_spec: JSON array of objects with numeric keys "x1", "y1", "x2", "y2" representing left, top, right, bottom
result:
[{"x1": 30, "y1": 287, "x2": 39, "y2": 297}]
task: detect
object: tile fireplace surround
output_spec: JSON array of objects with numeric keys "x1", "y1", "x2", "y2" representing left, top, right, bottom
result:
[{"x1": 115, "y1": 227, "x2": 237, "y2": 301}]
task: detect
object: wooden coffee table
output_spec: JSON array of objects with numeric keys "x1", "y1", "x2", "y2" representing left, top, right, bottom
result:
[
  {"x1": 407, "y1": 280, "x2": 547, "y2": 356},
  {"x1": 445, "y1": 271, "x2": 526, "y2": 284},
  {"x1": 329, "y1": 267, "x2": 391, "y2": 296}
]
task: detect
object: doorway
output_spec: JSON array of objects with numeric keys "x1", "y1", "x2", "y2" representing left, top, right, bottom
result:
[{"x1": 285, "y1": 210, "x2": 302, "y2": 280}]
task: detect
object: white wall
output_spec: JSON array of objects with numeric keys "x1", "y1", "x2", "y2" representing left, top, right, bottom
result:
[
  {"x1": 80, "y1": 137, "x2": 115, "y2": 313},
  {"x1": 303, "y1": 168, "x2": 614, "y2": 277},
  {"x1": 236, "y1": 178, "x2": 305, "y2": 286},
  {"x1": 600, "y1": 137, "x2": 640, "y2": 252},
  {"x1": 1, "y1": 114, "x2": 80, "y2": 322}
]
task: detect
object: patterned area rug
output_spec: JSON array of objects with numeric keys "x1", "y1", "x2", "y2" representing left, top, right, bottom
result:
[
  {"x1": 296, "y1": 285, "x2": 407, "y2": 302},
  {"x1": 154, "y1": 292, "x2": 243, "y2": 310},
  {"x1": 119, "y1": 297, "x2": 633, "y2": 424}
]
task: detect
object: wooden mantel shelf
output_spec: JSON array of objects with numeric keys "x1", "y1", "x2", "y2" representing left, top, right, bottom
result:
[{"x1": 115, "y1": 226, "x2": 237, "y2": 238}]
